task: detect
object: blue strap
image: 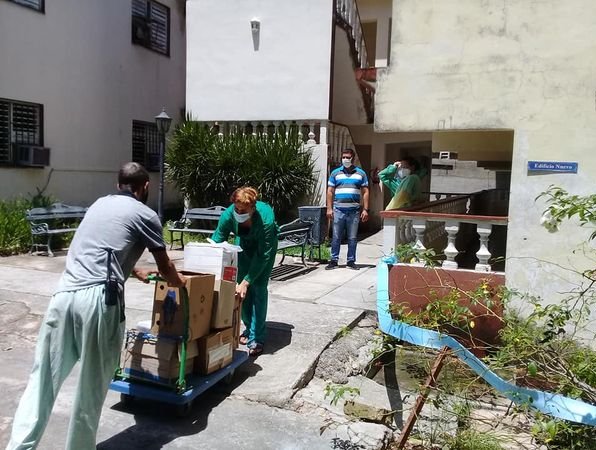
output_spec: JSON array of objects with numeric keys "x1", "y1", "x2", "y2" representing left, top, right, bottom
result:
[{"x1": 376, "y1": 259, "x2": 596, "y2": 427}]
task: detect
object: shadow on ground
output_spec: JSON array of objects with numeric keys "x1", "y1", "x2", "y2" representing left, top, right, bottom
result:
[
  {"x1": 262, "y1": 321, "x2": 294, "y2": 355},
  {"x1": 98, "y1": 321, "x2": 294, "y2": 448},
  {"x1": 98, "y1": 359, "x2": 263, "y2": 450},
  {"x1": 270, "y1": 264, "x2": 318, "y2": 281}
]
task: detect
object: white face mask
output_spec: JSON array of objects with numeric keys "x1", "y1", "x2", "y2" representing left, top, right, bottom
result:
[
  {"x1": 342, "y1": 158, "x2": 353, "y2": 168},
  {"x1": 398, "y1": 168, "x2": 411, "y2": 178},
  {"x1": 233, "y1": 210, "x2": 251, "y2": 223}
]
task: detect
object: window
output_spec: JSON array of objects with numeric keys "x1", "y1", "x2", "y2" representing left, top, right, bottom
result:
[
  {"x1": 0, "y1": 99, "x2": 43, "y2": 165},
  {"x1": 131, "y1": 0, "x2": 170, "y2": 56},
  {"x1": 132, "y1": 121, "x2": 160, "y2": 171},
  {"x1": 8, "y1": 0, "x2": 44, "y2": 12}
]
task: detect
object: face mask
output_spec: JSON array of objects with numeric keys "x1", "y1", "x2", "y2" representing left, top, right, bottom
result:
[
  {"x1": 234, "y1": 210, "x2": 251, "y2": 223},
  {"x1": 342, "y1": 158, "x2": 352, "y2": 168},
  {"x1": 398, "y1": 168, "x2": 411, "y2": 178}
]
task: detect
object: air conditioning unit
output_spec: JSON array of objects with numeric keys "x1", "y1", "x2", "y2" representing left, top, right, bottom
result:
[{"x1": 16, "y1": 145, "x2": 50, "y2": 167}]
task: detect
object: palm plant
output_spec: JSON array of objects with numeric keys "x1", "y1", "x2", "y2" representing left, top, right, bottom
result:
[{"x1": 166, "y1": 120, "x2": 318, "y2": 222}]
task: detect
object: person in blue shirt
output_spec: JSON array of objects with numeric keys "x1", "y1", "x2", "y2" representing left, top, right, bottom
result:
[{"x1": 326, "y1": 148, "x2": 369, "y2": 270}]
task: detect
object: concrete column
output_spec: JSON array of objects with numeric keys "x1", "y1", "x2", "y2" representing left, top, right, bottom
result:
[
  {"x1": 375, "y1": 17, "x2": 390, "y2": 67},
  {"x1": 383, "y1": 216, "x2": 398, "y2": 254}
]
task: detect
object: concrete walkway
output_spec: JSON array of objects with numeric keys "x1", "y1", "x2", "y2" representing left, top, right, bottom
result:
[{"x1": 0, "y1": 232, "x2": 387, "y2": 449}]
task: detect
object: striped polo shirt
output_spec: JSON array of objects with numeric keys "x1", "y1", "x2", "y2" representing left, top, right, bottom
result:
[{"x1": 328, "y1": 165, "x2": 369, "y2": 211}]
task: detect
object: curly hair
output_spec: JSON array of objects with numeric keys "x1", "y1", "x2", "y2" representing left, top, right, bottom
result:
[{"x1": 230, "y1": 186, "x2": 259, "y2": 207}]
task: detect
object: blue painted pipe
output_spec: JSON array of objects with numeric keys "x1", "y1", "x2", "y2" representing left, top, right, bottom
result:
[{"x1": 376, "y1": 258, "x2": 596, "y2": 427}]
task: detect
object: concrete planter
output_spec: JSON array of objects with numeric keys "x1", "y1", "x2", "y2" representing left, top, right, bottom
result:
[{"x1": 388, "y1": 263, "x2": 505, "y2": 355}]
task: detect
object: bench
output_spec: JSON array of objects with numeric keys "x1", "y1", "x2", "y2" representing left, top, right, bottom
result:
[
  {"x1": 168, "y1": 206, "x2": 226, "y2": 249},
  {"x1": 277, "y1": 218, "x2": 313, "y2": 267},
  {"x1": 26, "y1": 203, "x2": 88, "y2": 256}
]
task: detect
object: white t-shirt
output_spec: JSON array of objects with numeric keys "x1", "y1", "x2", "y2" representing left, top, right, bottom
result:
[{"x1": 57, "y1": 193, "x2": 165, "y2": 292}]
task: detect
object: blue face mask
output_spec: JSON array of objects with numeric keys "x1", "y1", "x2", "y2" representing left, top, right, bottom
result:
[{"x1": 233, "y1": 210, "x2": 251, "y2": 223}]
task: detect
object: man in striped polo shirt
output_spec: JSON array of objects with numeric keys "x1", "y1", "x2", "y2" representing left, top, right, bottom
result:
[{"x1": 326, "y1": 148, "x2": 370, "y2": 270}]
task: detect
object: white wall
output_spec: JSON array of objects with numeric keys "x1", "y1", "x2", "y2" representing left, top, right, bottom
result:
[
  {"x1": 430, "y1": 161, "x2": 496, "y2": 194},
  {"x1": 357, "y1": 0, "x2": 392, "y2": 67},
  {"x1": 186, "y1": 0, "x2": 334, "y2": 122},
  {"x1": 375, "y1": 0, "x2": 596, "y2": 327},
  {"x1": 0, "y1": 0, "x2": 186, "y2": 208},
  {"x1": 330, "y1": 25, "x2": 368, "y2": 125}
]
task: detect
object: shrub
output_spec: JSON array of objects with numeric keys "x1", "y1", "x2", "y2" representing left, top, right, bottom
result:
[
  {"x1": 166, "y1": 121, "x2": 318, "y2": 223},
  {"x1": 0, "y1": 198, "x2": 33, "y2": 256}
]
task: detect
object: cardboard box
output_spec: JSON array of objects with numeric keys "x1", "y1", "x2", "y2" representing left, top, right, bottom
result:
[
  {"x1": 232, "y1": 296, "x2": 242, "y2": 350},
  {"x1": 151, "y1": 272, "x2": 214, "y2": 340},
  {"x1": 184, "y1": 243, "x2": 239, "y2": 282},
  {"x1": 211, "y1": 280, "x2": 236, "y2": 329},
  {"x1": 121, "y1": 336, "x2": 198, "y2": 384},
  {"x1": 195, "y1": 328, "x2": 234, "y2": 375}
]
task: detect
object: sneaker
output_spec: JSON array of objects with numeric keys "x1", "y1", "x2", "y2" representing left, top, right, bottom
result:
[
  {"x1": 347, "y1": 261, "x2": 359, "y2": 270},
  {"x1": 325, "y1": 260, "x2": 338, "y2": 270}
]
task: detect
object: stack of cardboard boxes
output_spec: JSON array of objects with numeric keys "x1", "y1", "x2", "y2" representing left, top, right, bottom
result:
[{"x1": 121, "y1": 244, "x2": 242, "y2": 384}]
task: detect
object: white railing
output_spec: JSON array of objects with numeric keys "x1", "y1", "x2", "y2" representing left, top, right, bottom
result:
[
  {"x1": 381, "y1": 206, "x2": 508, "y2": 273},
  {"x1": 425, "y1": 192, "x2": 471, "y2": 202},
  {"x1": 203, "y1": 120, "x2": 327, "y2": 145},
  {"x1": 393, "y1": 195, "x2": 470, "y2": 249},
  {"x1": 335, "y1": 0, "x2": 369, "y2": 68},
  {"x1": 327, "y1": 122, "x2": 362, "y2": 170}
]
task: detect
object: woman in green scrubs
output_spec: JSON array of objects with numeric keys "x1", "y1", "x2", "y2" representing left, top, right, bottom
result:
[{"x1": 212, "y1": 187, "x2": 278, "y2": 356}]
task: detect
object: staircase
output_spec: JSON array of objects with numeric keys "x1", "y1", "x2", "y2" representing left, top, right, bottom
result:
[{"x1": 334, "y1": 0, "x2": 375, "y2": 123}]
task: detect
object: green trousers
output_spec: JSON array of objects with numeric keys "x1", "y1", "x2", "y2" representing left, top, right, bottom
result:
[
  {"x1": 241, "y1": 282, "x2": 269, "y2": 345},
  {"x1": 7, "y1": 284, "x2": 124, "y2": 450}
]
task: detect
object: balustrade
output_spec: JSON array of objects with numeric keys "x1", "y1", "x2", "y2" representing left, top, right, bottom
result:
[
  {"x1": 381, "y1": 203, "x2": 508, "y2": 272},
  {"x1": 335, "y1": 0, "x2": 369, "y2": 68},
  {"x1": 204, "y1": 120, "x2": 325, "y2": 145}
]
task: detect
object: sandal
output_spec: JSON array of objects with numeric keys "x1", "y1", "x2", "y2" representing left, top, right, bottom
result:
[
  {"x1": 239, "y1": 335, "x2": 249, "y2": 345},
  {"x1": 248, "y1": 343, "x2": 263, "y2": 357}
]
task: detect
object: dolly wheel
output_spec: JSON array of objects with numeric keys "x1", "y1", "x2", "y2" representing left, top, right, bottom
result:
[
  {"x1": 120, "y1": 393, "x2": 134, "y2": 406},
  {"x1": 223, "y1": 369, "x2": 235, "y2": 385},
  {"x1": 176, "y1": 401, "x2": 193, "y2": 418}
]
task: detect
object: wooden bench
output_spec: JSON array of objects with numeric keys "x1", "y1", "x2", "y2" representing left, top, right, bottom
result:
[
  {"x1": 26, "y1": 203, "x2": 88, "y2": 256},
  {"x1": 168, "y1": 206, "x2": 226, "y2": 249},
  {"x1": 277, "y1": 218, "x2": 313, "y2": 267}
]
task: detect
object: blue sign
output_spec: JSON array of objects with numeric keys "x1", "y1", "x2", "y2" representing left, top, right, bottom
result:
[{"x1": 528, "y1": 161, "x2": 578, "y2": 173}]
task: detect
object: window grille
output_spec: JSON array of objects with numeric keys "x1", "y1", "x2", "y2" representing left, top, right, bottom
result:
[
  {"x1": 9, "y1": 0, "x2": 44, "y2": 12},
  {"x1": 132, "y1": 120, "x2": 161, "y2": 171},
  {"x1": 0, "y1": 99, "x2": 43, "y2": 165},
  {"x1": 131, "y1": 0, "x2": 170, "y2": 56}
]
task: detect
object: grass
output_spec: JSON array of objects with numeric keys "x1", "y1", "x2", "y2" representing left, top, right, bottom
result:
[
  {"x1": 162, "y1": 227, "x2": 211, "y2": 248},
  {"x1": 0, "y1": 198, "x2": 32, "y2": 256},
  {"x1": 449, "y1": 430, "x2": 504, "y2": 450},
  {"x1": 278, "y1": 243, "x2": 331, "y2": 262}
]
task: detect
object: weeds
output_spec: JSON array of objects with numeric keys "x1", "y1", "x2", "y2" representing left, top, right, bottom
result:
[
  {"x1": 0, "y1": 198, "x2": 33, "y2": 255},
  {"x1": 324, "y1": 383, "x2": 361, "y2": 406}
]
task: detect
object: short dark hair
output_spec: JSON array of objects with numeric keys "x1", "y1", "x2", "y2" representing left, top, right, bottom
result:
[
  {"x1": 118, "y1": 162, "x2": 149, "y2": 191},
  {"x1": 341, "y1": 148, "x2": 355, "y2": 158},
  {"x1": 401, "y1": 157, "x2": 420, "y2": 172}
]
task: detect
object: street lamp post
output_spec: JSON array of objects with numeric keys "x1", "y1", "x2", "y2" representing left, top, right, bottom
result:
[{"x1": 155, "y1": 107, "x2": 172, "y2": 223}]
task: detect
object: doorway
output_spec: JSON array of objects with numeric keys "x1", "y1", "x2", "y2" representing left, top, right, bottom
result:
[{"x1": 383, "y1": 141, "x2": 432, "y2": 207}]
